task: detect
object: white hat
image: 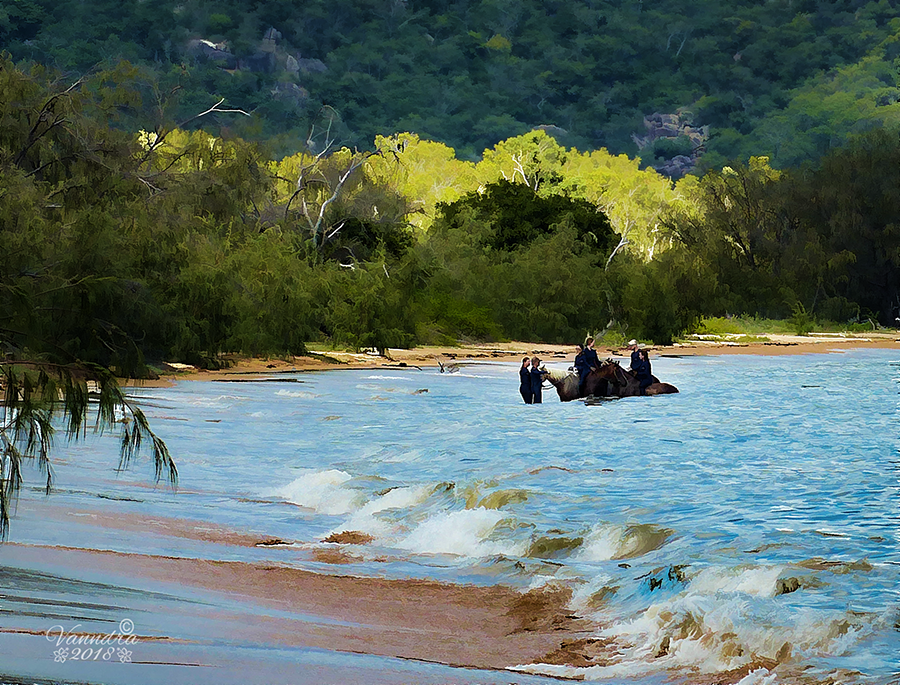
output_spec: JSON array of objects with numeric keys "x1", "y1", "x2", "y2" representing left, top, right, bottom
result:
[{"x1": 628, "y1": 339, "x2": 638, "y2": 346}]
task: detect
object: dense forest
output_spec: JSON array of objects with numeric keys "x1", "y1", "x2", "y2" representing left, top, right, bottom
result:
[
  {"x1": 1, "y1": 55, "x2": 898, "y2": 369},
  {"x1": 3, "y1": 0, "x2": 900, "y2": 170},
  {"x1": 2, "y1": 0, "x2": 900, "y2": 370}
]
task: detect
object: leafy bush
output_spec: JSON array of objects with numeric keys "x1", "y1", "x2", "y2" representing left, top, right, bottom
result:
[{"x1": 651, "y1": 135, "x2": 694, "y2": 161}]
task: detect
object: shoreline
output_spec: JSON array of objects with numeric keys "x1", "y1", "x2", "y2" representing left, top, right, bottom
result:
[
  {"x1": 1, "y1": 542, "x2": 594, "y2": 676},
  {"x1": 130, "y1": 332, "x2": 900, "y2": 387}
]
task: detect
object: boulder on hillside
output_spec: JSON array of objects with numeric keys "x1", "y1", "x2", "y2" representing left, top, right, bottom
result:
[{"x1": 187, "y1": 39, "x2": 237, "y2": 69}]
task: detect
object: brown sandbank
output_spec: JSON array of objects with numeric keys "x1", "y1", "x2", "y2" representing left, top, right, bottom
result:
[
  {"x1": 3, "y1": 543, "x2": 594, "y2": 672},
  {"x1": 124, "y1": 332, "x2": 900, "y2": 388}
]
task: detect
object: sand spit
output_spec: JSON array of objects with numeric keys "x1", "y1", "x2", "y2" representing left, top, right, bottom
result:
[{"x1": 124, "y1": 333, "x2": 900, "y2": 387}]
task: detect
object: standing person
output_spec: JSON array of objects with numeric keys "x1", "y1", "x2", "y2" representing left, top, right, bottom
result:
[
  {"x1": 530, "y1": 356, "x2": 544, "y2": 404},
  {"x1": 519, "y1": 357, "x2": 533, "y2": 404}
]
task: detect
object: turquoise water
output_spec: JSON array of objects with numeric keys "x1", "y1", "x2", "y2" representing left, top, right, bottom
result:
[{"x1": 16, "y1": 350, "x2": 900, "y2": 683}]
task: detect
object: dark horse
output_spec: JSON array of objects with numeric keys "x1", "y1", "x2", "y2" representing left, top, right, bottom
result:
[
  {"x1": 543, "y1": 368, "x2": 613, "y2": 402},
  {"x1": 596, "y1": 359, "x2": 678, "y2": 397}
]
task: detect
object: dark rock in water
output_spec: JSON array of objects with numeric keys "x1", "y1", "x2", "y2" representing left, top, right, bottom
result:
[
  {"x1": 775, "y1": 577, "x2": 801, "y2": 595},
  {"x1": 256, "y1": 537, "x2": 289, "y2": 546},
  {"x1": 322, "y1": 530, "x2": 375, "y2": 545},
  {"x1": 654, "y1": 635, "x2": 670, "y2": 658},
  {"x1": 587, "y1": 585, "x2": 619, "y2": 608},
  {"x1": 639, "y1": 564, "x2": 688, "y2": 592},
  {"x1": 526, "y1": 535, "x2": 583, "y2": 559}
]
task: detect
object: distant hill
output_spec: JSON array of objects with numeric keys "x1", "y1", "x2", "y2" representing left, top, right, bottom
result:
[{"x1": 5, "y1": 0, "x2": 900, "y2": 168}]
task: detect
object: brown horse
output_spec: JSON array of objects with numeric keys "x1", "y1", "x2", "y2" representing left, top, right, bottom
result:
[
  {"x1": 542, "y1": 368, "x2": 612, "y2": 402},
  {"x1": 596, "y1": 359, "x2": 678, "y2": 397}
]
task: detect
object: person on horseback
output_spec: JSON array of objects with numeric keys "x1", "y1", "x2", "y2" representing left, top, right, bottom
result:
[
  {"x1": 573, "y1": 343, "x2": 588, "y2": 387},
  {"x1": 633, "y1": 349, "x2": 654, "y2": 395},
  {"x1": 572, "y1": 344, "x2": 585, "y2": 373},
  {"x1": 579, "y1": 337, "x2": 599, "y2": 394},
  {"x1": 627, "y1": 339, "x2": 642, "y2": 372}
]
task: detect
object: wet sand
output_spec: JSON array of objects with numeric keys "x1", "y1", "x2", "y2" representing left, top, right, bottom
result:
[
  {"x1": 1, "y1": 542, "x2": 592, "y2": 681},
  {"x1": 126, "y1": 332, "x2": 900, "y2": 388}
]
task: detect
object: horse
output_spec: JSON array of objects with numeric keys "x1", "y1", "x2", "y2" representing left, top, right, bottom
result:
[
  {"x1": 596, "y1": 359, "x2": 678, "y2": 397},
  {"x1": 542, "y1": 367, "x2": 613, "y2": 402}
]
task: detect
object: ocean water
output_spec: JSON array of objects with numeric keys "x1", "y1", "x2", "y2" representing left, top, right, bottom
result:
[{"x1": 12, "y1": 350, "x2": 900, "y2": 684}]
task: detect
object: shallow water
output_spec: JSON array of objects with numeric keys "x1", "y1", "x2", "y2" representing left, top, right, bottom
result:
[{"x1": 13, "y1": 350, "x2": 900, "y2": 683}]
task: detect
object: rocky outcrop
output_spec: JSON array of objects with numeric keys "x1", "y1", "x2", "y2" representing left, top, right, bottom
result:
[
  {"x1": 632, "y1": 110, "x2": 708, "y2": 179},
  {"x1": 186, "y1": 27, "x2": 326, "y2": 86},
  {"x1": 654, "y1": 154, "x2": 695, "y2": 179},
  {"x1": 187, "y1": 39, "x2": 237, "y2": 69}
]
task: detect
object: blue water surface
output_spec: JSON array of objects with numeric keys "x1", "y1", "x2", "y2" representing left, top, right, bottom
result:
[{"x1": 11, "y1": 349, "x2": 900, "y2": 683}]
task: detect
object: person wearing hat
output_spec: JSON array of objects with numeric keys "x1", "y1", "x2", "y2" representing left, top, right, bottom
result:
[
  {"x1": 519, "y1": 356, "x2": 534, "y2": 404},
  {"x1": 529, "y1": 356, "x2": 545, "y2": 403},
  {"x1": 627, "y1": 340, "x2": 642, "y2": 373}
]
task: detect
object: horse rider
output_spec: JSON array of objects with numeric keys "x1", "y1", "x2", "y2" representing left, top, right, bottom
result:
[
  {"x1": 627, "y1": 339, "x2": 642, "y2": 372},
  {"x1": 628, "y1": 340, "x2": 658, "y2": 395},
  {"x1": 578, "y1": 337, "x2": 599, "y2": 392},
  {"x1": 573, "y1": 343, "x2": 587, "y2": 378}
]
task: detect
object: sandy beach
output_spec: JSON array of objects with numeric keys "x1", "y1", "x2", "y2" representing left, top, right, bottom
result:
[{"x1": 132, "y1": 331, "x2": 900, "y2": 387}]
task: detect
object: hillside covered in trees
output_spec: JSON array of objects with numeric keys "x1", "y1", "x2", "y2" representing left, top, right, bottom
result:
[
  {"x1": 1, "y1": 55, "x2": 898, "y2": 376},
  {"x1": 4, "y1": 0, "x2": 900, "y2": 171}
]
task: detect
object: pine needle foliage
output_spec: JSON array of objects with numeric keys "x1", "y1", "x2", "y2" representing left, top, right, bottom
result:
[{"x1": 0, "y1": 361, "x2": 176, "y2": 540}]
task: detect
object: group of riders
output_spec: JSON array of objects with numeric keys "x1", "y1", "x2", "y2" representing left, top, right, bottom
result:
[{"x1": 519, "y1": 337, "x2": 657, "y2": 404}]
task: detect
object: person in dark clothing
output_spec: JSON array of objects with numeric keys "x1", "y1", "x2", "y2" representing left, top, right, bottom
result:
[
  {"x1": 578, "y1": 337, "x2": 600, "y2": 392},
  {"x1": 633, "y1": 349, "x2": 654, "y2": 394},
  {"x1": 519, "y1": 356, "x2": 533, "y2": 404},
  {"x1": 573, "y1": 344, "x2": 588, "y2": 380},
  {"x1": 530, "y1": 356, "x2": 544, "y2": 403}
]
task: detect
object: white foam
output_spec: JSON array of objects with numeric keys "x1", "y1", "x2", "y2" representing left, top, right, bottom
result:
[
  {"x1": 396, "y1": 508, "x2": 525, "y2": 557},
  {"x1": 188, "y1": 394, "x2": 248, "y2": 407},
  {"x1": 690, "y1": 565, "x2": 785, "y2": 598},
  {"x1": 270, "y1": 469, "x2": 362, "y2": 515},
  {"x1": 520, "y1": 563, "x2": 874, "y2": 681},
  {"x1": 735, "y1": 669, "x2": 778, "y2": 685},
  {"x1": 577, "y1": 524, "x2": 624, "y2": 561},
  {"x1": 274, "y1": 389, "x2": 318, "y2": 398},
  {"x1": 339, "y1": 485, "x2": 432, "y2": 537}
]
